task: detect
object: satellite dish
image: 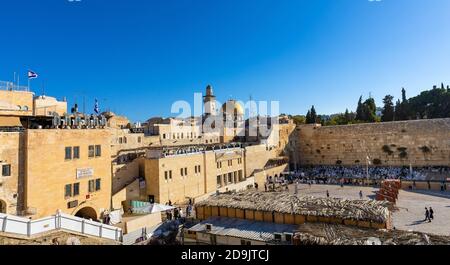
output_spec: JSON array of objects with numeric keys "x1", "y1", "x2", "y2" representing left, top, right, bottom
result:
[{"x1": 366, "y1": 237, "x2": 381, "y2": 245}]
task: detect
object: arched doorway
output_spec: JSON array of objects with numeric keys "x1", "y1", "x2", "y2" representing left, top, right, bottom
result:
[
  {"x1": 0, "y1": 200, "x2": 6, "y2": 214},
  {"x1": 75, "y1": 207, "x2": 97, "y2": 220}
]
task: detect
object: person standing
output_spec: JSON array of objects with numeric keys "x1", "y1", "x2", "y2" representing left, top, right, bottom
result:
[
  {"x1": 326, "y1": 190, "x2": 330, "y2": 198},
  {"x1": 424, "y1": 207, "x2": 430, "y2": 222},
  {"x1": 429, "y1": 207, "x2": 434, "y2": 221},
  {"x1": 359, "y1": 190, "x2": 363, "y2": 200}
]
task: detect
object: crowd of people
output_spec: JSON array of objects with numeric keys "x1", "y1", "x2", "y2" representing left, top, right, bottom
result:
[
  {"x1": 292, "y1": 166, "x2": 450, "y2": 181},
  {"x1": 164, "y1": 199, "x2": 194, "y2": 222}
]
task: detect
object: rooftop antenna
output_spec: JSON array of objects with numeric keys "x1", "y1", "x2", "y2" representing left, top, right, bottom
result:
[{"x1": 41, "y1": 80, "x2": 45, "y2": 96}]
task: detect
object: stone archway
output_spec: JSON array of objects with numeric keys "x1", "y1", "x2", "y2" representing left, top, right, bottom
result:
[
  {"x1": 0, "y1": 200, "x2": 6, "y2": 214},
  {"x1": 75, "y1": 206, "x2": 97, "y2": 220}
]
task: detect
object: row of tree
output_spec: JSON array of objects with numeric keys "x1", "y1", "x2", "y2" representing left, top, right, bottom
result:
[{"x1": 291, "y1": 84, "x2": 450, "y2": 126}]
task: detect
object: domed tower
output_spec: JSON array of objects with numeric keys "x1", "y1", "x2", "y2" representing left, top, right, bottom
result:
[
  {"x1": 203, "y1": 85, "x2": 217, "y2": 118},
  {"x1": 221, "y1": 99, "x2": 245, "y2": 143}
]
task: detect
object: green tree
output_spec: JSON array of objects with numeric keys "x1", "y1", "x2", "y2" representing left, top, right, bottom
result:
[
  {"x1": 344, "y1": 109, "x2": 351, "y2": 124},
  {"x1": 355, "y1": 96, "x2": 364, "y2": 121},
  {"x1": 381, "y1": 95, "x2": 395, "y2": 122},
  {"x1": 292, "y1": 115, "x2": 306, "y2": 125},
  {"x1": 310, "y1": 105, "x2": 318, "y2": 123},
  {"x1": 305, "y1": 110, "x2": 312, "y2": 124},
  {"x1": 363, "y1": 97, "x2": 377, "y2": 122}
]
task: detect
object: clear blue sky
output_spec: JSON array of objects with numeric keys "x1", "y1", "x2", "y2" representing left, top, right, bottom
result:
[{"x1": 1, "y1": 0, "x2": 449, "y2": 122}]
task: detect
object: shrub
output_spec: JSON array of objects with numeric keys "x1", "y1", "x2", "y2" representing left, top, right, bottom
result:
[
  {"x1": 382, "y1": 145, "x2": 394, "y2": 155},
  {"x1": 420, "y1": 146, "x2": 431, "y2": 153}
]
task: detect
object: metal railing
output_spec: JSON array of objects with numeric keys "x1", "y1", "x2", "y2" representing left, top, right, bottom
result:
[
  {"x1": 0, "y1": 81, "x2": 29, "y2": 91},
  {"x1": 0, "y1": 212, "x2": 122, "y2": 242}
]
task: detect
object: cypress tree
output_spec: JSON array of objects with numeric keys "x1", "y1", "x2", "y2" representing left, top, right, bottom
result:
[{"x1": 381, "y1": 95, "x2": 395, "y2": 122}]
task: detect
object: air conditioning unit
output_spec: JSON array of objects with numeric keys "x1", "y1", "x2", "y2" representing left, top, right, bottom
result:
[
  {"x1": 273, "y1": 233, "x2": 283, "y2": 242},
  {"x1": 205, "y1": 224, "x2": 213, "y2": 232},
  {"x1": 284, "y1": 233, "x2": 294, "y2": 243}
]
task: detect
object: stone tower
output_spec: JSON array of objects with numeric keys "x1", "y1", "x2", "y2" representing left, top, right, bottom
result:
[{"x1": 203, "y1": 85, "x2": 217, "y2": 117}]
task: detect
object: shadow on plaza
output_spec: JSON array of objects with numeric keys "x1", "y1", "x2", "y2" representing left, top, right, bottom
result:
[
  {"x1": 405, "y1": 220, "x2": 431, "y2": 227},
  {"x1": 403, "y1": 189, "x2": 450, "y2": 200}
]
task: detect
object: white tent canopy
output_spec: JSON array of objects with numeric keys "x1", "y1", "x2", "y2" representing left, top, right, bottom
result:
[{"x1": 132, "y1": 203, "x2": 175, "y2": 214}]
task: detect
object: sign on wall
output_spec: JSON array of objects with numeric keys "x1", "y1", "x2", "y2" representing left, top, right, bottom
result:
[{"x1": 76, "y1": 168, "x2": 94, "y2": 179}]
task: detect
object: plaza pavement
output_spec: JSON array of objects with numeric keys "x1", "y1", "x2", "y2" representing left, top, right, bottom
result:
[{"x1": 288, "y1": 183, "x2": 450, "y2": 236}]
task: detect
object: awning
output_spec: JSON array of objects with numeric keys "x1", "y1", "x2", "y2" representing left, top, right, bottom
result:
[
  {"x1": 132, "y1": 203, "x2": 176, "y2": 214},
  {"x1": 0, "y1": 116, "x2": 23, "y2": 127}
]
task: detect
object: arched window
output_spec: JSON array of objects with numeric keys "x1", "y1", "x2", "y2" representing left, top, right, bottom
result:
[
  {"x1": 118, "y1": 137, "x2": 123, "y2": 144},
  {"x1": 0, "y1": 200, "x2": 6, "y2": 213},
  {"x1": 124, "y1": 137, "x2": 127, "y2": 144}
]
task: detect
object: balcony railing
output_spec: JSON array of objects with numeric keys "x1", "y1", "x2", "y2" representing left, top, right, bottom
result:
[{"x1": 0, "y1": 81, "x2": 29, "y2": 91}]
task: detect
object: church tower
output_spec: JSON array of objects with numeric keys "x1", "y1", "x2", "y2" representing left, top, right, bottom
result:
[{"x1": 203, "y1": 84, "x2": 217, "y2": 117}]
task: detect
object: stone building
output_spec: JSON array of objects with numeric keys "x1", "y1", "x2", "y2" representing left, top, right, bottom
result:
[{"x1": 0, "y1": 83, "x2": 112, "y2": 220}]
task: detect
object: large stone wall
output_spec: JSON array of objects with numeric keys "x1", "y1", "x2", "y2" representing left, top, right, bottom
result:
[{"x1": 296, "y1": 119, "x2": 450, "y2": 167}]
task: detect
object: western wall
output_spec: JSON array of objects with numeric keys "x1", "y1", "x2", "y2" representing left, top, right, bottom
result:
[{"x1": 295, "y1": 118, "x2": 450, "y2": 167}]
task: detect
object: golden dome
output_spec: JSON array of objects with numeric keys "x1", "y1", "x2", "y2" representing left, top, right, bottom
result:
[{"x1": 221, "y1": 100, "x2": 244, "y2": 116}]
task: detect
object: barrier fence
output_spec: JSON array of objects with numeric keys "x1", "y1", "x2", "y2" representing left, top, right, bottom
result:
[{"x1": 0, "y1": 212, "x2": 122, "y2": 242}]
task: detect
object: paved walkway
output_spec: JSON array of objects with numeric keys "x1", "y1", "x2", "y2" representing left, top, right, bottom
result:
[{"x1": 288, "y1": 183, "x2": 450, "y2": 236}]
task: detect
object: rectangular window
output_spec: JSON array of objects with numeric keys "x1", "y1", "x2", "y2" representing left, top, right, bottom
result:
[
  {"x1": 165, "y1": 171, "x2": 168, "y2": 180},
  {"x1": 95, "y1": 179, "x2": 101, "y2": 191},
  {"x1": 162, "y1": 134, "x2": 166, "y2": 139},
  {"x1": 88, "y1": 180, "x2": 95, "y2": 193},
  {"x1": 65, "y1": 147, "x2": 72, "y2": 160},
  {"x1": 180, "y1": 168, "x2": 184, "y2": 176},
  {"x1": 228, "y1": 173, "x2": 232, "y2": 183},
  {"x1": 184, "y1": 167, "x2": 187, "y2": 176},
  {"x1": 217, "y1": 176, "x2": 222, "y2": 187},
  {"x1": 88, "y1": 145, "x2": 95, "y2": 158},
  {"x1": 169, "y1": 170, "x2": 172, "y2": 179},
  {"x1": 65, "y1": 184, "x2": 72, "y2": 198},
  {"x1": 95, "y1": 145, "x2": 101, "y2": 157},
  {"x1": 73, "y1": 183, "x2": 80, "y2": 196},
  {"x1": 2, "y1": 164, "x2": 11, "y2": 177},
  {"x1": 73, "y1": 146, "x2": 80, "y2": 159}
]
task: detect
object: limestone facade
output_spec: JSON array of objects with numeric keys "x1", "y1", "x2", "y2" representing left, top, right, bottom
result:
[
  {"x1": 0, "y1": 132, "x2": 24, "y2": 214},
  {"x1": 24, "y1": 129, "x2": 112, "y2": 219},
  {"x1": 295, "y1": 119, "x2": 450, "y2": 167}
]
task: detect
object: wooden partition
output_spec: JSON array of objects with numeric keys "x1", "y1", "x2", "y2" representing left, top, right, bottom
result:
[
  {"x1": 283, "y1": 214, "x2": 295, "y2": 225},
  {"x1": 211, "y1": 206, "x2": 219, "y2": 217},
  {"x1": 236, "y1": 209, "x2": 245, "y2": 219},
  {"x1": 263, "y1": 211, "x2": 273, "y2": 223},
  {"x1": 274, "y1": 212, "x2": 284, "y2": 224},
  {"x1": 245, "y1": 210, "x2": 255, "y2": 221},
  {"x1": 195, "y1": 205, "x2": 390, "y2": 229},
  {"x1": 228, "y1": 208, "x2": 236, "y2": 218},
  {"x1": 254, "y1": 210, "x2": 264, "y2": 222},
  {"x1": 219, "y1": 207, "x2": 228, "y2": 217}
]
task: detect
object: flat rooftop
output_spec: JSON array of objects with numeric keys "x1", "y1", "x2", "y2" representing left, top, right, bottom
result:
[
  {"x1": 195, "y1": 191, "x2": 391, "y2": 223},
  {"x1": 188, "y1": 216, "x2": 299, "y2": 243}
]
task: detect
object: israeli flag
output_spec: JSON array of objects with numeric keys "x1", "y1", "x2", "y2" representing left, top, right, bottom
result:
[
  {"x1": 28, "y1": 70, "x2": 38, "y2": 79},
  {"x1": 94, "y1": 99, "x2": 100, "y2": 114}
]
